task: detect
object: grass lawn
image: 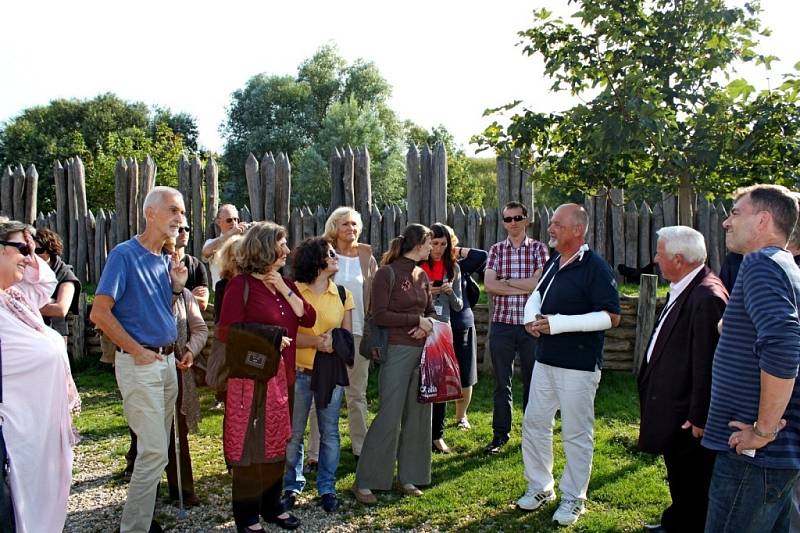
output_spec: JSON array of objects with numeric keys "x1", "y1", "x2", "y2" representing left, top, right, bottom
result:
[{"x1": 74, "y1": 365, "x2": 668, "y2": 531}]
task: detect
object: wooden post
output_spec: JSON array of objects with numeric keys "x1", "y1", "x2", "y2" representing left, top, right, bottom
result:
[
  {"x1": 70, "y1": 293, "x2": 87, "y2": 364},
  {"x1": 610, "y1": 189, "x2": 625, "y2": 274},
  {"x1": 109, "y1": 211, "x2": 118, "y2": 251},
  {"x1": 639, "y1": 201, "x2": 652, "y2": 268},
  {"x1": 419, "y1": 145, "x2": 433, "y2": 227},
  {"x1": 53, "y1": 161, "x2": 68, "y2": 245},
  {"x1": 139, "y1": 155, "x2": 156, "y2": 234},
  {"x1": 342, "y1": 146, "x2": 355, "y2": 208},
  {"x1": 709, "y1": 203, "x2": 721, "y2": 273},
  {"x1": 66, "y1": 159, "x2": 78, "y2": 266},
  {"x1": 696, "y1": 196, "x2": 711, "y2": 254},
  {"x1": 483, "y1": 208, "x2": 497, "y2": 249},
  {"x1": 717, "y1": 202, "x2": 728, "y2": 268},
  {"x1": 584, "y1": 195, "x2": 595, "y2": 250},
  {"x1": 244, "y1": 153, "x2": 262, "y2": 222},
  {"x1": 86, "y1": 211, "x2": 96, "y2": 284},
  {"x1": 370, "y1": 205, "x2": 382, "y2": 261},
  {"x1": 95, "y1": 209, "x2": 107, "y2": 284},
  {"x1": 260, "y1": 153, "x2": 275, "y2": 223},
  {"x1": 0, "y1": 166, "x2": 11, "y2": 217},
  {"x1": 624, "y1": 200, "x2": 638, "y2": 269},
  {"x1": 24, "y1": 164, "x2": 38, "y2": 225},
  {"x1": 466, "y1": 207, "x2": 479, "y2": 248},
  {"x1": 74, "y1": 157, "x2": 89, "y2": 284},
  {"x1": 190, "y1": 156, "x2": 204, "y2": 259},
  {"x1": 496, "y1": 157, "x2": 509, "y2": 210},
  {"x1": 302, "y1": 206, "x2": 315, "y2": 239},
  {"x1": 12, "y1": 165, "x2": 25, "y2": 222},
  {"x1": 508, "y1": 149, "x2": 521, "y2": 203},
  {"x1": 315, "y1": 205, "x2": 327, "y2": 236},
  {"x1": 205, "y1": 157, "x2": 219, "y2": 240},
  {"x1": 290, "y1": 207, "x2": 303, "y2": 249},
  {"x1": 177, "y1": 154, "x2": 191, "y2": 231},
  {"x1": 594, "y1": 190, "x2": 608, "y2": 263},
  {"x1": 394, "y1": 204, "x2": 404, "y2": 236},
  {"x1": 115, "y1": 157, "x2": 129, "y2": 243},
  {"x1": 127, "y1": 157, "x2": 139, "y2": 240},
  {"x1": 453, "y1": 205, "x2": 467, "y2": 245},
  {"x1": 354, "y1": 147, "x2": 372, "y2": 219},
  {"x1": 522, "y1": 159, "x2": 534, "y2": 213},
  {"x1": 240, "y1": 205, "x2": 252, "y2": 223},
  {"x1": 662, "y1": 192, "x2": 677, "y2": 228},
  {"x1": 382, "y1": 205, "x2": 395, "y2": 256},
  {"x1": 633, "y1": 274, "x2": 658, "y2": 373},
  {"x1": 275, "y1": 152, "x2": 291, "y2": 228},
  {"x1": 652, "y1": 202, "x2": 665, "y2": 259},
  {"x1": 406, "y1": 144, "x2": 421, "y2": 224},
  {"x1": 538, "y1": 206, "x2": 549, "y2": 245},
  {"x1": 329, "y1": 147, "x2": 343, "y2": 212},
  {"x1": 433, "y1": 142, "x2": 448, "y2": 224}
]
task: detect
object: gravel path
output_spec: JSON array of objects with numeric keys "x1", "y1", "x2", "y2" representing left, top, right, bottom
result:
[{"x1": 65, "y1": 436, "x2": 367, "y2": 532}]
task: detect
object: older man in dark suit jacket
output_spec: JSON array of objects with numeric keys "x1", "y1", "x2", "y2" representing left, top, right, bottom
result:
[{"x1": 638, "y1": 226, "x2": 729, "y2": 533}]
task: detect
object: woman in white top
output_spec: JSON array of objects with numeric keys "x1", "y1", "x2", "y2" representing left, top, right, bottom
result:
[
  {"x1": 305, "y1": 207, "x2": 377, "y2": 467},
  {"x1": 0, "y1": 220, "x2": 79, "y2": 532}
]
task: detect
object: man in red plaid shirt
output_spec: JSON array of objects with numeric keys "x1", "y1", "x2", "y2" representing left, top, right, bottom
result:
[{"x1": 483, "y1": 201, "x2": 549, "y2": 454}]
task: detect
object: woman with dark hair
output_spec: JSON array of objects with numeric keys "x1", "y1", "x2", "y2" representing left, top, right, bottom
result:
[
  {"x1": 353, "y1": 223, "x2": 436, "y2": 504},
  {"x1": 34, "y1": 227, "x2": 81, "y2": 346},
  {"x1": 218, "y1": 222, "x2": 315, "y2": 532},
  {"x1": 282, "y1": 237, "x2": 354, "y2": 513},
  {"x1": 420, "y1": 223, "x2": 462, "y2": 454},
  {"x1": 450, "y1": 243, "x2": 488, "y2": 431}
]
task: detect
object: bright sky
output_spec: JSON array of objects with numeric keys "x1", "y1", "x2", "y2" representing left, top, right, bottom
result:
[{"x1": 1, "y1": 1, "x2": 797, "y2": 157}]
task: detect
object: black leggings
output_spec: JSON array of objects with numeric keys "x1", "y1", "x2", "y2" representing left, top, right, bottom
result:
[{"x1": 231, "y1": 462, "x2": 285, "y2": 528}]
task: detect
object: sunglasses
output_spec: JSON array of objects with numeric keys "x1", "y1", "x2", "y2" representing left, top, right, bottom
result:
[
  {"x1": 35, "y1": 247, "x2": 46, "y2": 254},
  {"x1": 178, "y1": 226, "x2": 190, "y2": 233},
  {"x1": 327, "y1": 249, "x2": 337, "y2": 259},
  {"x1": 225, "y1": 217, "x2": 240, "y2": 224},
  {"x1": 503, "y1": 215, "x2": 527, "y2": 223},
  {"x1": 0, "y1": 240, "x2": 32, "y2": 256}
]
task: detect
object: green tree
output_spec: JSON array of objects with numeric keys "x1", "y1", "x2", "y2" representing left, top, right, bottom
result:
[
  {"x1": 475, "y1": 1, "x2": 800, "y2": 223},
  {"x1": 222, "y1": 44, "x2": 403, "y2": 208}
]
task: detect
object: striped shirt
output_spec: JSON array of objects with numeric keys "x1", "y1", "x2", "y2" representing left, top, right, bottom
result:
[
  {"x1": 702, "y1": 246, "x2": 800, "y2": 469},
  {"x1": 486, "y1": 236, "x2": 549, "y2": 325}
]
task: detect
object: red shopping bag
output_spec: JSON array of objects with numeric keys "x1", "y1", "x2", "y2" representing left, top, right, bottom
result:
[{"x1": 418, "y1": 321, "x2": 463, "y2": 404}]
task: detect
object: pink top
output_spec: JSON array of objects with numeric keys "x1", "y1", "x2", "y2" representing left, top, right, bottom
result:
[{"x1": 217, "y1": 273, "x2": 316, "y2": 385}]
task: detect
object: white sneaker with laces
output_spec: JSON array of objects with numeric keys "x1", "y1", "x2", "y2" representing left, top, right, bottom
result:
[
  {"x1": 552, "y1": 498, "x2": 586, "y2": 526},
  {"x1": 516, "y1": 488, "x2": 555, "y2": 511}
]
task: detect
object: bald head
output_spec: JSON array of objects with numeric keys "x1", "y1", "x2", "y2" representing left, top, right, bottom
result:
[{"x1": 548, "y1": 203, "x2": 589, "y2": 252}]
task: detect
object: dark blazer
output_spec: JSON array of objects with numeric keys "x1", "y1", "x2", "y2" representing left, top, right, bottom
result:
[{"x1": 637, "y1": 266, "x2": 728, "y2": 454}]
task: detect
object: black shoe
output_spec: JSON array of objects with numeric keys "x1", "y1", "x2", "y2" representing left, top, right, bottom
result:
[
  {"x1": 265, "y1": 513, "x2": 301, "y2": 530},
  {"x1": 483, "y1": 436, "x2": 508, "y2": 455},
  {"x1": 644, "y1": 525, "x2": 667, "y2": 533},
  {"x1": 281, "y1": 490, "x2": 296, "y2": 511},
  {"x1": 148, "y1": 521, "x2": 163, "y2": 533},
  {"x1": 321, "y1": 492, "x2": 339, "y2": 512}
]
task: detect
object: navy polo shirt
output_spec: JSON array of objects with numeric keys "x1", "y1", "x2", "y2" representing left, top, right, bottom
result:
[{"x1": 536, "y1": 249, "x2": 620, "y2": 371}]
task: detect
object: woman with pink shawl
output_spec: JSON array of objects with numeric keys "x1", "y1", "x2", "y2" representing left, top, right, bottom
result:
[{"x1": 0, "y1": 220, "x2": 79, "y2": 532}]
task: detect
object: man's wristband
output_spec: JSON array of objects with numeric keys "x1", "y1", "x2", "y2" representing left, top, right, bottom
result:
[{"x1": 753, "y1": 421, "x2": 779, "y2": 440}]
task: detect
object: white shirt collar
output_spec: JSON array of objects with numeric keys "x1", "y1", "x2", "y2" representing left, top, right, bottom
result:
[{"x1": 668, "y1": 263, "x2": 705, "y2": 301}]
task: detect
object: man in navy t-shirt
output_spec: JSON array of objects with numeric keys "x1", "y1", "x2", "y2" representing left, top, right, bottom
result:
[
  {"x1": 702, "y1": 184, "x2": 800, "y2": 533},
  {"x1": 515, "y1": 203, "x2": 621, "y2": 527},
  {"x1": 91, "y1": 186, "x2": 189, "y2": 533}
]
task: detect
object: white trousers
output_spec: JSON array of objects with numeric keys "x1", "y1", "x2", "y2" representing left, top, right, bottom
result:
[
  {"x1": 308, "y1": 335, "x2": 369, "y2": 458},
  {"x1": 522, "y1": 362, "x2": 601, "y2": 500},
  {"x1": 115, "y1": 352, "x2": 178, "y2": 533}
]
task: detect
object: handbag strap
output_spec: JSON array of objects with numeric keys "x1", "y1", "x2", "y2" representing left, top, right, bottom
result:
[{"x1": 337, "y1": 284, "x2": 346, "y2": 306}]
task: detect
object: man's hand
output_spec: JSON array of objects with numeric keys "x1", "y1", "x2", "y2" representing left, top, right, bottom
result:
[
  {"x1": 525, "y1": 321, "x2": 540, "y2": 338},
  {"x1": 530, "y1": 314, "x2": 551, "y2": 335},
  {"x1": 134, "y1": 348, "x2": 163, "y2": 366},
  {"x1": 170, "y1": 256, "x2": 188, "y2": 292},
  {"x1": 177, "y1": 350, "x2": 194, "y2": 370},
  {"x1": 222, "y1": 224, "x2": 245, "y2": 239},
  {"x1": 681, "y1": 420, "x2": 704, "y2": 439},
  {"x1": 727, "y1": 419, "x2": 786, "y2": 454}
]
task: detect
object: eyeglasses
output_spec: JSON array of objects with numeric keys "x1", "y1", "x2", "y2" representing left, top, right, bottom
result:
[
  {"x1": 178, "y1": 226, "x2": 190, "y2": 233},
  {"x1": 0, "y1": 240, "x2": 31, "y2": 256},
  {"x1": 225, "y1": 217, "x2": 240, "y2": 224},
  {"x1": 502, "y1": 215, "x2": 527, "y2": 223},
  {"x1": 327, "y1": 249, "x2": 338, "y2": 259}
]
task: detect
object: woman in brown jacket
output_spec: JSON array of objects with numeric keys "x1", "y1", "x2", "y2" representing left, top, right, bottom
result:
[{"x1": 352, "y1": 223, "x2": 436, "y2": 504}]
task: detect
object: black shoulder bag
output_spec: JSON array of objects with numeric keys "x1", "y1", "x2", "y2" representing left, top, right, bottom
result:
[{"x1": 0, "y1": 339, "x2": 17, "y2": 532}]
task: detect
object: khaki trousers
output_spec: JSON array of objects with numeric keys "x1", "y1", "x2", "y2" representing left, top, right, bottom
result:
[
  {"x1": 355, "y1": 344, "x2": 431, "y2": 490},
  {"x1": 115, "y1": 352, "x2": 178, "y2": 533}
]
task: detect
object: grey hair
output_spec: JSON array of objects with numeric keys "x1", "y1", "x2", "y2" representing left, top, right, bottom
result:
[
  {"x1": 657, "y1": 226, "x2": 707, "y2": 264},
  {"x1": 0, "y1": 220, "x2": 30, "y2": 241},
  {"x1": 215, "y1": 204, "x2": 238, "y2": 220},
  {"x1": 143, "y1": 186, "x2": 182, "y2": 215}
]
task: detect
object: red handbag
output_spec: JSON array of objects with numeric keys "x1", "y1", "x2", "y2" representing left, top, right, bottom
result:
[{"x1": 418, "y1": 321, "x2": 463, "y2": 404}]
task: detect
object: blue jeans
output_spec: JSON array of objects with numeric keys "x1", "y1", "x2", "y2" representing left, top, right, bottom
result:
[
  {"x1": 705, "y1": 451, "x2": 800, "y2": 533},
  {"x1": 283, "y1": 372, "x2": 343, "y2": 496}
]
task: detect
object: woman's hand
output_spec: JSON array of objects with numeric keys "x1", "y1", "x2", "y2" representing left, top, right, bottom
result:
[
  {"x1": 177, "y1": 350, "x2": 194, "y2": 370},
  {"x1": 408, "y1": 326, "x2": 427, "y2": 340},
  {"x1": 418, "y1": 316, "x2": 434, "y2": 333},
  {"x1": 441, "y1": 281, "x2": 454, "y2": 295},
  {"x1": 264, "y1": 271, "x2": 289, "y2": 294},
  {"x1": 316, "y1": 332, "x2": 334, "y2": 353},
  {"x1": 280, "y1": 336, "x2": 293, "y2": 352}
]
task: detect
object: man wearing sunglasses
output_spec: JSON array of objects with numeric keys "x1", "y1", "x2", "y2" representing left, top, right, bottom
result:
[
  {"x1": 483, "y1": 201, "x2": 549, "y2": 456},
  {"x1": 202, "y1": 204, "x2": 245, "y2": 286}
]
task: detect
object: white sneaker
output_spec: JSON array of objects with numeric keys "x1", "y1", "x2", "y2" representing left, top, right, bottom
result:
[
  {"x1": 516, "y1": 488, "x2": 555, "y2": 511},
  {"x1": 552, "y1": 498, "x2": 586, "y2": 526}
]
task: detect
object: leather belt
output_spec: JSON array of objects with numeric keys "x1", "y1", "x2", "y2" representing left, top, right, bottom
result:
[
  {"x1": 298, "y1": 367, "x2": 314, "y2": 376},
  {"x1": 141, "y1": 344, "x2": 176, "y2": 355}
]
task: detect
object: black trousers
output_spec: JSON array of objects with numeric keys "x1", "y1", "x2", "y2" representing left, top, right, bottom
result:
[
  {"x1": 661, "y1": 428, "x2": 716, "y2": 533},
  {"x1": 231, "y1": 462, "x2": 284, "y2": 528},
  {"x1": 432, "y1": 402, "x2": 446, "y2": 441},
  {"x1": 489, "y1": 322, "x2": 536, "y2": 440}
]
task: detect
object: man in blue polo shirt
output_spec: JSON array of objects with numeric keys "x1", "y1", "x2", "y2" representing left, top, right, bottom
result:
[
  {"x1": 91, "y1": 186, "x2": 188, "y2": 533},
  {"x1": 516, "y1": 203, "x2": 620, "y2": 526},
  {"x1": 702, "y1": 184, "x2": 800, "y2": 533}
]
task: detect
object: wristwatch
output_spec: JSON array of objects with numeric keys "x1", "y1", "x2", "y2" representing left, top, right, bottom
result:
[{"x1": 752, "y1": 421, "x2": 779, "y2": 440}]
